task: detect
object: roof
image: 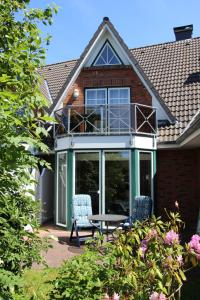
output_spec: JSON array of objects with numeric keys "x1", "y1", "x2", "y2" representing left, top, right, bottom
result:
[
  {"x1": 39, "y1": 59, "x2": 77, "y2": 106},
  {"x1": 131, "y1": 37, "x2": 200, "y2": 143},
  {"x1": 40, "y1": 31, "x2": 200, "y2": 143}
]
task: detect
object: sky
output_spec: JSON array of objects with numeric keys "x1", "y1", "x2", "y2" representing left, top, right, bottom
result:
[{"x1": 31, "y1": 0, "x2": 200, "y2": 65}]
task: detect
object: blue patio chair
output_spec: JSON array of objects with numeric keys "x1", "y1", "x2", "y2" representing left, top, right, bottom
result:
[
  {"x1": 122, "y1": 196, "x2": 152, "y2": 229},
  {"x1": 69, "y1": 194, "x2": 99, "y2": 247}
]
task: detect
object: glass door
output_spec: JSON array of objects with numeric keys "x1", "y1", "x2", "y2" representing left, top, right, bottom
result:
[
  {"x1": 75, "y1": 152, "x2": 100, "y2": 214},
  {"x1": 139, "y1": 152, "x2": 152, "y2": 197},
  {"x1": 56, "y1": 152, "x2": 67, "y2": 226},
  {"x1": 108, "y1": 88, "x2": 130, "y2": 132},
  {"x1": 104, "y1": 151, "x2": 130, "y2": 221}
]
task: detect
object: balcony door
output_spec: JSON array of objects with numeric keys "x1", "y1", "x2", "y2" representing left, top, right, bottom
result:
[
  {"x1": 85, "y1": 87, "x2": 130, "y2": 133},
  {"x1": 74, "y1": 151, "x2": 130, "y2": 219},
  {"x1": 75, "y1": 152, "x2": 101, "y2": 215},
  {"x1": 108, "y1": 88, "x2": 130, "y2": 132},
  {"x1": 103, "y1": 151, "x2": 130, "y2": 221}
]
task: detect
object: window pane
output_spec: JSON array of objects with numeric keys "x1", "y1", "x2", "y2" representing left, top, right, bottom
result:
[
  {"x1": 75, "y1": 152, "x2": 100, "y2": 214},
  {"x1": 101, "y1": 46, "x2": 108, "y2": 62},
  {"x1": 140, "y1": 152, "x2": 151, "y2": 196},
  {"x1": 97, "y1": 89, "x2": 106, "y2": 100},
  {"x1": 105, "y1": 151, "x2": 129, "y2": 224},
  {"x1": 120, "y1": 89, "x2": 128, "y2": 99},
  {"x1": 109, "y1": 89, "x2": 119, "y2": 99},
  {"x1": 57, "y1": 153, "x2": 67, "y2": 225},
  {"x1": 86, "y1": 89, "x2": 106, "y2": 106},
  {"x1": 95, "y1": 56, "x2": 106, "y2": 65},
  {"x1": 109, "y1": 56, "x2": 120, "y2": 65},
  {"x1": 108, "y1": 45, "x2": 114, "y2": 62},
  {"x1": 87, "y1": 90, "x2": 96, "y2": 100}
]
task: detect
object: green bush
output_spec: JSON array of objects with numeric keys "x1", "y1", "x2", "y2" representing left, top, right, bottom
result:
[
  {"x1": 50, "y1": 213, "x2": 200, "y2": 300},
  {"x1": 0, "y1": 0, "x2": 57, "y2": 297},
  {"x1": 0, "y1": 269, "x2": 22, "y2": 300},
  {"x1": 49, "y1": 251, "x2": 105, "y2": 300}
]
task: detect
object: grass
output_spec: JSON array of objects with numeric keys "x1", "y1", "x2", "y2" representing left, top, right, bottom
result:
[
  {"x1": 15, "y1": 268, "x2": 58, "y2": 300},
  {"x1": 14, "y1": 267, "x2": 200, "y2": 300}
]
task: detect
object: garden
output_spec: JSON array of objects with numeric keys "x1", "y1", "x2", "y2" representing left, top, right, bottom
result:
[
  {"x1": 5, "y1": 212, "x2": 200, "y2": 299},
  {"x1": 0, "y1": 1, "x2": 200, "y2": 299}
]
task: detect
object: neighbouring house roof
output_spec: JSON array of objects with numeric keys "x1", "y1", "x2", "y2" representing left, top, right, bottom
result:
[
  {"x1": 39, "y1": 59, "x2": 77, "y2": 103},
  {"x1": 39, "y1": 24, "x2": 200, "y2": 144},
  {"x1": 131, "y1": 37, "x2": 200, "y2": 143}
]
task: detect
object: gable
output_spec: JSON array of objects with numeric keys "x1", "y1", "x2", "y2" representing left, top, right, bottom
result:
[
  {"x1": 48, "y1": 17, "x2": 175, "y2": 125},
  {"x1": 83, "y1": 29, "x2": 130, "y2": 67}
]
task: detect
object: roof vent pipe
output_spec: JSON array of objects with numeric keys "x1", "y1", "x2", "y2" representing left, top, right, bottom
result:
[
  {"x1": 173, "y1": 24, "x2": 193, "y2": 41},
  {"x1": 103, "y1": 16, "x2": 109, "y2": 22}
]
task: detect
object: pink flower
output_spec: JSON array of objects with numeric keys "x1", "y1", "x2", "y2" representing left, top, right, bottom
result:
[
  {"x1": 175, "y1": 201, "x2": 179, "y2": 209},
  {"x1": 164, "y1": 230, "x2": 179, "y2": 245},
  {"x1": 189, "y1": 234, "x2": 200, "y2": 259},
  {"x1": 146, "y1": 229, "x2": 158, "y2": 241},
  {"x1": 24, "y1": 224, "x2": 33, "y2": 233},
  {"x1": 149, "y1": 292, "x2": 166, "y2": 300},
  {"x1": 112, "y1": 293, "x2": 120, "y2": 300},
  {"x1": 163, "y1": 255, "x2": 173, "y2": 268},
  {"x1": 139, "y1": 240, "x2": 148, "y2": 257},
  {"x1": 177, "y1": 255, "x2": 183, "y2": 265}
]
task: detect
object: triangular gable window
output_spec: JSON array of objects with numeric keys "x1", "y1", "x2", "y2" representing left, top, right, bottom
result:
[{"x1": 93, "y1": 41, "x2": 122, "y2": 66}]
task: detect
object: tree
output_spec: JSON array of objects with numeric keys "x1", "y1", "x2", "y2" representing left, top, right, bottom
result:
[{"x1": 0, "y1": 0, "x2": 57, "y2": 296}]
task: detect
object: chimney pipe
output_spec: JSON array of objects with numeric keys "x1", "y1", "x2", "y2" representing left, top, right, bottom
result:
[{"x1": 173, "y1": 24, "x2": 193, "y2": 41}]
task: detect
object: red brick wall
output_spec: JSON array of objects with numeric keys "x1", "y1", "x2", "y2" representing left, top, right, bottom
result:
[
  {"x1": 157, "y1": 149, "x2": 200, "y2": 233},
  {"x1": 63, "y1": 66, "x2": 152, "y2": 106}
]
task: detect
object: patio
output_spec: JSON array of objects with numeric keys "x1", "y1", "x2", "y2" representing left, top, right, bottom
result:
[{"x1": 35, "y1": 224, "x2": 84, "y2": 268}]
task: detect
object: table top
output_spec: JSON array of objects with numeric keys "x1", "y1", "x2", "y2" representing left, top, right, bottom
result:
[{"x1": 88, "y1": 214, "x2": 128, "y2": 222}]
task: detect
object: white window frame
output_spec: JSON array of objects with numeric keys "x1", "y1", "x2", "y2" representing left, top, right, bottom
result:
[
  {"x1": 137, "y1": 150, "x2": 154, "y2": 203},
  {"x1": 56, "y1": 151, "x2": 67, "y2": 227},
  {"x1": 85, "y1": 88, "x2": 107, "y2": 106},
  {"x1": 93, "y1": 41, "x2": 122, "y2": 66},
  {"x1": 85, "y1": 87, "x2": 130, "y2": 106}
]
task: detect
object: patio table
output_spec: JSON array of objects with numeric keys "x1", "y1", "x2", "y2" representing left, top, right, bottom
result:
[{"x1": 88, "y1": 214, "x2": 128, "y2": 241}]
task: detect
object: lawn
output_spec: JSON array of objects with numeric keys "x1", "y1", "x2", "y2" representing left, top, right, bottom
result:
[
  {"x1": 14, "y1": 268, "x2": 58, "y2": 300},
  {"x1": 14, "y1": 267, "x2": 200, "y2": 300}
]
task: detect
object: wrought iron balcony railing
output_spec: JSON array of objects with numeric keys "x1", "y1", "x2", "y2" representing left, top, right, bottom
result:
[{"x1": 54, "y1": 103, "x2": 157, "y2": 137}]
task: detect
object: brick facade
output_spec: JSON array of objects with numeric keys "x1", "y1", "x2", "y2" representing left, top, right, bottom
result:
[
  {"x1": 63, "y1": 66, "x2": 152, "y2": 106},
  {"x1": 157, "y1": 149, "x2": 200, "y2": 233}
]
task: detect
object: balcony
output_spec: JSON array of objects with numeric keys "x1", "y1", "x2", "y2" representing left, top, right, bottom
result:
[{"x1": 54, "y1": 103, "x2": 157, "y2": 137}]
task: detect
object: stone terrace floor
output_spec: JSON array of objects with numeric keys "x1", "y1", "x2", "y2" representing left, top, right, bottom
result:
[{"x1": 34, "y1": 224, "x2": 85, "y2": 268}]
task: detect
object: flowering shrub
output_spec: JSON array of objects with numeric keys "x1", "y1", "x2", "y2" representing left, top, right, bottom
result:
[
  {"x1": 50, "y1": 212, "x2": 200, "y2": 300},
  {"x1": 188, "y1": 234, "x2": 200, "y2": 259},
  {"x1": 149, "y1": 292, "x2": 166, "y2": 300}
]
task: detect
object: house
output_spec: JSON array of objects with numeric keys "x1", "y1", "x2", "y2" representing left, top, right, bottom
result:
[{"x1": 39, "y1": 18, "x2": 200, "y2": 235}]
